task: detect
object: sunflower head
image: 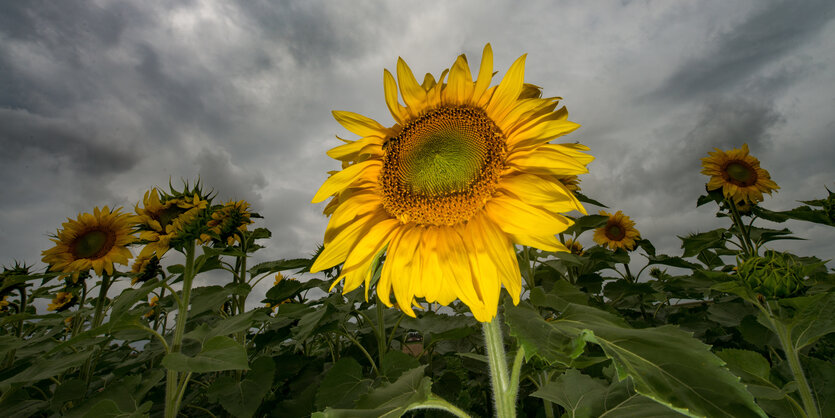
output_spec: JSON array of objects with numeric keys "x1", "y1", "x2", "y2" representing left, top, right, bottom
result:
[
  {"x1": 1, "y1": 262, "x2": 32, "y2": 294},
  {"x1": 48, "y1": 291, "x2": 76, "y2": 312},
  {"x1": 0, "y1": 295, "x2": 10, "y2": 314},
  {"x1": 564, "y1": 238, "x2": 584, "y2": 255},
  {"x1": 593, "y1": 210, "x2": 640, "y2": 251},
  {"x1": 131, "y1": 254, "x2": 163, "y2": 285},
  {"x1": 701, "y1": 144, "x2": 779, "y2": 205},
  {"x1": 144, "y1": 295, "x2": 159, "y2": 319},
  {"x1": 310, "y1": 44, "x2": 593, "y2": 322},
  {"x1": 42, "y1": 206, "x2": 137, "y2": 277},
  {"x1": 556, "y1": 175, "x2": 581, "y2": 192},
  {"x1": 135, "y1": 182, "x2": 213, "y2": 256},
  {"x1": 201, "y1": 200, "x2": 255, "y2": 246},
  {"x1": 737, "y1": 251, "x2": 805, "y2": 299}
]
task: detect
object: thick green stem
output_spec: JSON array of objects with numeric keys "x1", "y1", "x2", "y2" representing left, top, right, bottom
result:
[
  {"x1": 728, "y1": 200, "x2": 756, "y2": 257},
  {"x1": 483, "y1": 316, "x2": 516, "y2": 418},
  {"x1": 166, "y1": 241, "x2": 197, "y2": 418},
  {"x1": 82, "y1": 273, "x2": 111, "y2": 385},
  {"x1": 766, "y1": 312, "x2": 819, "y2": 418}
]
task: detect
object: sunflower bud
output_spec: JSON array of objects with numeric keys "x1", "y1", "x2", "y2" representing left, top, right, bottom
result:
[{"x1": 737, "y1": 251, "x2": 805, "y2": 299}]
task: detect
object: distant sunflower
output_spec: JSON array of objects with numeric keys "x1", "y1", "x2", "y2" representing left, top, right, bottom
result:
[
  {"x1": 201, "y1": 200, "x2": 254, "y2": 245},
  {"x1": 48, "y1": 291, "x2": 75, "y2": 312},
  {"x1": 593, "y1": 210, "x2": 640, "y2": 251},
  {"x1": 564, "y1": 238, "x2": 584, "y2": 255},
  {"x1": 135, "y1": 187, "x2": 210, "y2": 256},
  {"x1": 131, "y1": 254, "x2": 162, "y2": 285},
  {"x1": 556, "y1": 175, "x2": 581, "y2": 192},
  {"x1": 42, "y1": 206, "x2": 136, "y2": 277},
  {"x1": 310, "y1": 44, "x2": 592, "y2": 322},
  {"x1": 701, "y1": 144, "x2": 779, "y2": 205},
  {"x1": 144, "y1": 296, "x2": 158, "y2": 319}
]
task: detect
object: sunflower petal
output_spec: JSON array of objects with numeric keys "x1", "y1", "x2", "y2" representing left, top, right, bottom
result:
[
  {"x1": 445, "y1": 54, "x2": 474, "y2": 104},
  {"x1": 487, "y1": 54, "x2": 527, "y2": 124},
  {"x1": 472, "y1": 44, "x2": 494, "y2": 105},
  {"x1": 332, "y1": 111, "x2": 391, "y2": 138},
  {"x1": 311, "y1": 160, "x2": 381, "y2": 203},
  {"x1": 397, "y1": 58, "x2": 428, "y2": 113},
  {"x1": 485, "y1": 194, "x2": 573, "y2": 251}
]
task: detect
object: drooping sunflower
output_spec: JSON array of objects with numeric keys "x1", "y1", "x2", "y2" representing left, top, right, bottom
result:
[
  {"x1": 131, "y1": 253, "x2": 163, "y2": 285},
  {"x1": 47, "y1": 291, "x2": 76, "y2": 312},
  {"x1": 564, "y1": 238, "x2": 584, "y2": 255},
  {"x1": 593, "y1": 210, "x2": 640, "y2": 251},
  {"x1": 310, "y1": 44, "x2": 592, "y2": 322},
  {"x1": 201, "y1": 200, "x2": 254, "y2": 245},
  {"x1": 42, "y1": 206, "x2": 136, "y2": 277},
  {"x1": 556, "y1": 175, "x2": 581, "y2": 192},
  {"x1": 135, "y1": 186, "x2": 210, "y2": 257},
  {"x1": 701, "y1": 144, "x2": 779, "y2": 205}
]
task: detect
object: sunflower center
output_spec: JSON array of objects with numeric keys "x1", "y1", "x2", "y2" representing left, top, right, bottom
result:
[
  {"x1": 725, "y1": 161, "x2": 757, "y2": 186},
  {"x1": 71, "y1": 229, "x2": 116, "y2": 259},
  {"x1": 605, "y1": 224, "x2": 626, "y2": 241},
  {"x1": 381, "y1": 106, "x2": 506, "y2": 226}
]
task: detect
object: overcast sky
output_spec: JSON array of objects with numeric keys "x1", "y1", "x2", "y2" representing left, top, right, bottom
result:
[{"x1": 2, "y1": 1, "x2": 834, "y2": 298}]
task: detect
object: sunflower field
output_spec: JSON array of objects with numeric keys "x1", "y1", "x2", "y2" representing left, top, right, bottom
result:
[{"x1": 2, "y1": 45, "x2": 834, "y2": 418}]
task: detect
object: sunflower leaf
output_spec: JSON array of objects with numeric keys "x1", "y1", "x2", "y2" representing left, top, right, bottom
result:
[
  {"x1": 207, "y1": 356, "x2": 275, "y2": 418},
  {"x1": 314, "y1": 366, "x2": 433, "y2": 418},
  {"x1": 161, "y1": 336, "x2": 249, "y2": 373}
]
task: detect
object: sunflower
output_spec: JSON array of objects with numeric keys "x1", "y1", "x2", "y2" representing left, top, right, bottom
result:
[
  {"x1": 42, "y1": 206, "x2": 136, "y2": 277},
  {"x1": 0, "y1": 295, "x2": 10, "y2": 314},
  {"x1": 135, "y1": 187, "x2": 210, "y2": 257},
  {"x1": 564, "y1": 238, "x2": 584, "y2": 255},
  {"x1": 48, "y1": 291, "x2": 75, "y2": 312},
  {"x1": 701, "y1": 144, "x2": 779, "y2": 205},
  {"x1": 131, "y1": 254, "x2": 162, "y2": 285},
  {"x1": 593, "y1": 210, "x2": 640, "y2": 251},
  {"x1": 310, "y1": 44, "x2": 592, "y2": 322},
  {"x1": 201, "y1": 200, "x2": 254, "y2": 245},
  {"x1": 144, "y1": 296, "x2": 158, "y2": 319},
  {"x1": 556, "y1": 175, "x2": 581, "y2": 192}
]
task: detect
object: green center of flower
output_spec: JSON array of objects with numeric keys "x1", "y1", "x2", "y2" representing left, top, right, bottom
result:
[
  {"x1": 725, "y1": 162, "x2": 756, "y2": 186},
  {"x1": 72, "y1": 229, "x2": 115, "y2": 259},
  {"x1": 381, "y1": 106, "x2": 506, "y2": 226},
  {"x1": 605, "y1": 224, "x2": 626, "y2": 241}
]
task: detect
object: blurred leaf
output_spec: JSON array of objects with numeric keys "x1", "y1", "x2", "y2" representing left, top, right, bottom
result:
[
  {"x1": 754, "y1": 205, "x2": 835, "y2": 227},
  {"x1": 716, "y1": 349, "x2": 795, "y2": 402},
  {"x1": 185, "y1": 309, "x2": 268, "y2": 343},
  {"x1": 314, "y1": 366, "x2": 433, "y2": 418},
  {"x1": 680, "y1": 229, "x2": 728, "y2": 258},
  {"x1": 315, "y1": 357, "x2": 373, "y2": 410},
  {"x1": 1, "y1": 350, "x2": 91, "y2": 384},
  {"x1": 807, "y1": 356, "x2": 835, "y2": 417},
  {"x1": 636, "y1": 239, "x2": 656, "y2": 256},
  {"x1": 505, "y1": 301, "x2": 587, "y2": 366},
  {"x1": 645, "y1": 254, "x2": 701, "y2": 270},
  {"x1": 266, "y1": 279, "x2": 305, "y2": 302},
  {"x1": 189, "y1": 283, "x2": 251, "y2": 316},
  {"x1": 564, "y1": 214, "x2": 608, "y2": 236},
  {"x1": 249, "y1": 258, "x2": 311, "y2": 276},
  {"x1": 575, "y1": 192, "x2": 607, "y2": 208},
  {"x1": 109, "y1": 279, "x2": 162, "y2": 321},
  {"x1": 292, "y1": 303, "x2": 338, "y2": 342},
  {"x1": 780, "y1": 293, "x2": 835, "y2": 350},
  {"x1": 162, "y1": 336, "x2": 249, "y2": 373},
  {"x1": 381, "y1": 350, "x2": 420, "y2": 381},
  {"x1": 747, "y1": 227, "x2": 802, "y2": 245},
  {"x1": 208, "y1": 356, "x2": 275, "y2": 418}
]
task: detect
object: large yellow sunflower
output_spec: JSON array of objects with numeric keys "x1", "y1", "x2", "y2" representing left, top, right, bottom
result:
[
  {"x1": 42, "y1": 206, "x2": 136, "y2": 276},
  {"x1": 701, "y1": 144, "x2": 779, "y2": 204},
  {"x1": 593, "y1": 210, "x2": 640, "y2": 251},
  {"x1": 310, "y1": 44, "x2": 592, "y2": 322}
]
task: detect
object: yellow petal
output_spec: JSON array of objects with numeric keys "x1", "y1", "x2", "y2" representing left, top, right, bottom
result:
[
  {"x1": 479, "y1": 215, "x2": 522, "y2": 304},
  {"x1": 324, "y1": 192, "x2": 383, "y2": 244},
  {"x1": 383, "y1": 69, "x2": 408, "y2": 125},
  {"x1": 311, "y1": 160, "x2": 381, "y2": 203},
  {"x1": 472, "y1": 44, "x2": 494, "y2": 105},
  {"x1": 507, "y1": 146, "x2": 590, "y2": 176},
  {"x1": 311, "y1": 210, "x2": 387, "y2": 273},
  {"x1": 444, "y1": 55, "x2": 474, "y2": 104},
  {"x1": 500, "y1": 172, "x2": 586, "y2": 215},
  {"x1": 485, "y1": 194, "x2": 573, "y2": 251},
  {"x1": 332, "y1": 111, "x2": 391, "y2": 138},
  {"x1": 507, "y1": 120, "x2": 582, "y2": 151},
  {"x1": 389, "y1": 227, "x2": 422, "y2": 317},
  {"x1": 326, "y1": 136, "x2": 384, "y2": 161},
  {"x1": 460, "y1": 220, "x2": 500, "y2": 320},
  {"x1": 438, "y1": 227, "x2": 483, "y2": 313},
  {"x1": 486, "y1": 54, "x2": 527, "y2": 124},
  {"x1": 397, "y1": 57, "x2": 428, "y2": 114}
]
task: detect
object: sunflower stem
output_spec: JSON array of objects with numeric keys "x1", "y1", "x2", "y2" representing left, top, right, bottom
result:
[
  {"x1": 483, "y1": 315, "x2": 516, "y2": 418},
  {"x1": 728, "y1": 199, "x2": 755, "y2": 257},
  {"x1": 81, "y1": 272, "x2": 111, "y2": 386},
  {"x1": 166, "y1": 240, "x2": 196, "y2": 418},
  {"x1": 760, "y1": 302, "x2": 819, "y2": 418},
  {"x1": 405, "y1": 394, "x2": 472, "y2": 418}
]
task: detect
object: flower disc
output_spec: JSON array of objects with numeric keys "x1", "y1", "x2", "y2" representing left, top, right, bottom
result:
[
  {"x1": 382, "y1": 106, "x2": 506, "y2": 226},
  {"x1": 593, "y1": 210, "x2": 640, "y2": 251}
]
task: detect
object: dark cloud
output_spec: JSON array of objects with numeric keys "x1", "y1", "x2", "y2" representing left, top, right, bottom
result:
[
  {"x1": 653, "y1": 0, "x2": 835, "y2": 101},
  {"x1": 194, "y1": 146, "x2": 267, "y2": 205}
]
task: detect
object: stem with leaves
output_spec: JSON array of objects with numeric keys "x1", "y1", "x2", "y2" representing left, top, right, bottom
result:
[
  {"x1": 483, "y1": 315, "x2": 517, "y2": 418},
  {"x1": 165, "y1": 240, "x2": 197, "y2": 418},
  {"x1": 728, "y1": 199, "x2": 756, "y2": 257}
]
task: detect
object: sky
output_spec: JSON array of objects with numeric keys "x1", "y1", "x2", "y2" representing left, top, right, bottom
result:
[{"x1": 2, "y1": 0, "x2": 834, "y2": 302}]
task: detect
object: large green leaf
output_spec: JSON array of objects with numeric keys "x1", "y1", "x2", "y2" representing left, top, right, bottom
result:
[
  {"x1": 313, "y1": 366, "x2": 435, "y2": 418},
  {"x1": 162, "y1": 336, "x2": 249, "y2": 373},
  {"x1": 184, "y1": 309, "x2": 268, "y2": 343},
  {"x1": 315, "y1": 357, "x2": 374, "y2": 410},
  {"x1": 207, "y1": 356, "x2": 275, "y2": 418},
  {"x1": 679, "y1": 229, "x2": 728, "y2": 258},
  {"x1": 504, "y1": 302, "x2": 587, "y2": 366},
  {"x1": 532, "y1": 369, "x2": 607, "y2": 417},
  {"x1": 508, "y1": 300, "x2": 767, "y2": 418},
  {"x1": 1, "y1": 350, "x2": 92, "y2": 384},
  {"x1": 781, "y1": 293, "x2": 835, "y2": 350},
  {"x1": 189, "y1": 283, "x2": 251, "y2": 316},
  {"x1": 716, "y1": 349, "x2": 797, "y2": 403},
  {"x1": 249, "y1": 258, "x2": 312, "y2": 276}
]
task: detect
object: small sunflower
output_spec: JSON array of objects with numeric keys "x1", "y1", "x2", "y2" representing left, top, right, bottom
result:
[
  {"x1": 48, "y1": 291, "x2": 76, "y2": 312},
  {"x1": 593, "y1": 210, "x2": 640, "y2": 251},
  {"x1": 131, "y1": 254, "x2": 162, "y2": 285},
  {"x1": 556, "y1": 175, "x2": 581, "y2": 192},
  {"x1": 201, "y1": 200, "x2": 254, "y2": 245},
  {"x1": 135, "y1": 186, "x2": 211, "y2": 256},
  {"x1": 42, "y1": 206, "x2": 136, "y2": 277},
  {"x1": 144, "y1": 296, "x2": 159, "y2": 319},
  {"x1": 310, "y1": 44, "x2": 592, "y2": 322},
  {"x1": 0, "y1": 295, "x2": 10, "y2": 314},
  {"x1": 564, "y1": 238, "x2": 584, "y2": 255},
  {"x1": 701, "y1": 144, "x2": 779, "y2": 205}
]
